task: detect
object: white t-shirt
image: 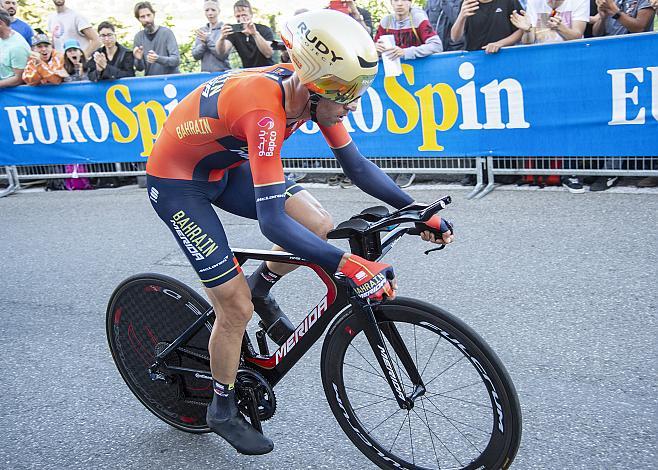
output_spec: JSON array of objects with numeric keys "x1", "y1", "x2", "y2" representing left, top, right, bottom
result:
[
  {"x1": 525, "y1": 0, "x2": 590, "y2": 43},
  {"x1": 48, "y1": 7, "x2": 92, "y2": 52}
]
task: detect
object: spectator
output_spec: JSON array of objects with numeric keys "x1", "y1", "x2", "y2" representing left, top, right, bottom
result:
[
  {"x1": 510, "y1": 0, "x2": 589, "y2": 193},
  {"x1": 424, "y1": 0, "x2": 465, "y2": 50},
  {"x1": 328, "y1": 1, "x2": 374, "y2": 35},
  {"x1": 593, "y1": 0, "x2": 655, "y2": 36},
  {"x1": 48, "y1": 0, "x2": 100, "y2": 59},
  {"x1": 216, "y1": 0, "x2": 274, "y2": 68},
  {"x1": 0, "y1": 7, "x2": 29, "y2": 88},
  {"x1": 2, "y1": 0, "x2": 33, "y2": 45},
  {"x1": 590, "y1": 0, "x2": 654, "y2": 190},
  {"x1": 192, "y1": 1, "x2": 230, "y2": 72},
  {"x1": 375, "y1": 0, "x2": 442, "y2": 188},
  {"x1": 86, "y1": 21, "x2": 135, "y2": 81},
  {"x1": 22, "y1": 30, "x2": 66, "y2": 85},
  {"x1": 133, "y1": 1, "x2": 180, "y2": 76},
  {"x1": 451, "y1": 0, "x2": 523, "y2": 53},
  {"x1": 62, "y1": 38, "x2": 87, "y2": 81}
]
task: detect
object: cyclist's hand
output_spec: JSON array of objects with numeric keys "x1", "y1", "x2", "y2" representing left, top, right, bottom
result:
[
  {"x1": 422, "y1": 215, "x2": 455, "y2": 245},
  {"x1": 337, "y1": 254, "x2": 397, "y2": 301}
]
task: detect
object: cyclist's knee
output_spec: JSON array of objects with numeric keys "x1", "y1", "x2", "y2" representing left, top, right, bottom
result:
[
  {"x1": 217, "y1": 298, "x2": 253, "y2": 330},
  {"x1": 313, "y1": 209, "x2": 334, "y2": 239}
]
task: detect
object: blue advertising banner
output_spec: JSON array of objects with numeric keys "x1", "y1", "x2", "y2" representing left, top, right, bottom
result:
[{"x1": 0, "y1": 33, "x2": 656, "y2": 166}]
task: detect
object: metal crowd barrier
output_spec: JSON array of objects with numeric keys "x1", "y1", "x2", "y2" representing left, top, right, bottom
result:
[{"x1": 1, "y1": 156, "x2": 655, "y2": 199}]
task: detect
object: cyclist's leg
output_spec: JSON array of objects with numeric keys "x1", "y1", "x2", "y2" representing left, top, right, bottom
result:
[{"x1": 146, "y1": 174, "x2": 272, "y2": 453}]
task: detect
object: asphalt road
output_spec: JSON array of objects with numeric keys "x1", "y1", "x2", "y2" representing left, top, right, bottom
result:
[{"x1": 1, "y1": 184, "x2": 656, "y2": 469}]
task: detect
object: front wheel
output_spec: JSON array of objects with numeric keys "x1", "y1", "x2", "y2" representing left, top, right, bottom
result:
[{"x1": 321, "y1": 297, "x2": 522, "y2": 469}]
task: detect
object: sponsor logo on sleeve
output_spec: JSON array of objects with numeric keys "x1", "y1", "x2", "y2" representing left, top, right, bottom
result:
[{"x1": 257, "y1": 116, "x2": 277, "y2": 157}]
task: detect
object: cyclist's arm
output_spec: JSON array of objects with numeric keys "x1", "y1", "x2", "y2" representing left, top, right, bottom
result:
[
  {"x1": 236, "y1": 111, "x2": 345, "y2": 272},
  {"x1": 320, "y1": 123, "x2": 414, "y2": 209}
]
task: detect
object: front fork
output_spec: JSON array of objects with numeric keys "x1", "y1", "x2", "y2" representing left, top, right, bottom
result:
[{"x1": 358, "y1": 299, "x2": 426, "y2": 410}]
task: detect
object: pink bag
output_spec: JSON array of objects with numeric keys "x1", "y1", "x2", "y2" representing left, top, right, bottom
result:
[{"x1": 64, "y1": 164, "x2": 92, "y2": 191}]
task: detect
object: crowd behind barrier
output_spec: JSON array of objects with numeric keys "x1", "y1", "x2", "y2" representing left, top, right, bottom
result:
[{"x1": 1, "y1": 0, "x2": 657, "y2": 196}]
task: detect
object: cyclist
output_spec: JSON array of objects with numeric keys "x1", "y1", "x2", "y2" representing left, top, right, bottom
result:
[{"x1": 145, "y1": 9, "x2": 454, "y2": 456}]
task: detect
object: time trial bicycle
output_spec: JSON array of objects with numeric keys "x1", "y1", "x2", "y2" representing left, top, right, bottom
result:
[{"x1": 106, "y1": 195, "x2": 522, "y2": 469}]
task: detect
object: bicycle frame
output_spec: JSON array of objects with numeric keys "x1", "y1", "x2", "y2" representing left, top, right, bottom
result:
[{"x1": 150, "y1": 231, "x2": 423, "y2": 410}]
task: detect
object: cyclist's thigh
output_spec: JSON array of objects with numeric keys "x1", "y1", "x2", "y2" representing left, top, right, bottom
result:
[
  {"x1": 146, "y1": 174, "x2": 242, "y2": 288},
  {"x1": 211, "y1": 161, "x2": 305, "y2": 219}
]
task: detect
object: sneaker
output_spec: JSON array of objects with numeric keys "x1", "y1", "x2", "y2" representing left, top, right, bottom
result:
[
  {"x1": 561, "y1": 176, "x2": 585, "y2": 194},
  {"x1": 460, "y1": 174, "x2": 476, "y2": 186},
  {"x1": 637, "y1": 176, "x2": 658, "y2": 188},
  {"x1": 327, "y1": 175, "x2": 341, "y2": 186},
  {"x1": 286, "y1": 172, "x2": 307, "y2": 183},
  {"x1": 206, "y1": 396, "x2": 274, "y2": 455},
  {"x1": 590, "y1": 176, "x2": 618, "y2": 192},
  {"x1": 394, "y1": 173, "x2": 416, "y2": 188},
  {"x1": 339, "y1": 177, "x2": 353, "y2": 188},
  {"x1": 251, "y1": 294, "x2": 294, "y2": 346}
]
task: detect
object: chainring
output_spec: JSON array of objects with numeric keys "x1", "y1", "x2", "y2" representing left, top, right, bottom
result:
[{"x1": 235, "y1": 368, "x2": 277, "y2": 421}]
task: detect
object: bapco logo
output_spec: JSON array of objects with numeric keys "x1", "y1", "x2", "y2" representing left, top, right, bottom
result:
[{"x1": 258, "y1": 116, "x2": 275, "y2": 130}]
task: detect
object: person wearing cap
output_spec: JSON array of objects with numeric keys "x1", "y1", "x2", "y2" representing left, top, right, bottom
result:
[
  {"x1": 145, "y1": 9, "x2": 453, "y2": 456},
  {"x1": 192, "y1": 1, "x2": 230, "y2": 72},
  {"x1": 1, "y1": 0, "x2": 34, "y2": 46},
  {"x1": 47, "y1": 0, "x2": 100, "y2": 59},
  {"x1": 86, "y1": 21, "x2": 135, "y2": 82},
  {"x1": 22, "y1": 30, "x2": 66, "y2": 85},
  {"x1": 62, "y1": 38, "x2": 87, "y2": 81},
  {"x1": 0, "y1": 7, "x2": 30, "y2": 88}
]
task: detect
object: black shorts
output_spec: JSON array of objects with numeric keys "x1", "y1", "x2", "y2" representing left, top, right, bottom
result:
[{"x1": 147, "y1": 162, "x2": 304, "y2": 287}]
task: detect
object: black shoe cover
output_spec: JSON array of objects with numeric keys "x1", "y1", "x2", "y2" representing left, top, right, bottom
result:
[{"x1": 206, "y1": 400, "x2": 274, "y2": 455}]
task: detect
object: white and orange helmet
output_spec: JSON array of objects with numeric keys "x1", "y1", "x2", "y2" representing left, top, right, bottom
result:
[{"x1": 281, "y1": 9, "x2": 379, "y2": 104}]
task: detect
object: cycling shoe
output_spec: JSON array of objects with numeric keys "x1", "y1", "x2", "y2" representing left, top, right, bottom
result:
[
  {"x1": 252, "y1": 294, "x2": 295, "y2": 346},
  {"x1": 206, "y1": 402, "x2": 274, "y2": 455}
]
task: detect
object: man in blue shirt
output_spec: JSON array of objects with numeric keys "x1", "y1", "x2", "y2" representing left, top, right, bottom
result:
[{"x1": 1, "y1": 0, "x2": 33, "y2": 45}]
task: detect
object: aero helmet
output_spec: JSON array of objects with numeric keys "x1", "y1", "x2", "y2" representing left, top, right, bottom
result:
[{"x1": 281, "y1": 9, "x2": 379, "y2": 104}]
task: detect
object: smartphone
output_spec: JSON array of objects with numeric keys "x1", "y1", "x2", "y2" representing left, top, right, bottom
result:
[
  {"x1": 328, "y1": 1, "x2": 350, "y2": 14},
  {"x1": 231, "y1": 23, "x2": 244, "y2": 33}
]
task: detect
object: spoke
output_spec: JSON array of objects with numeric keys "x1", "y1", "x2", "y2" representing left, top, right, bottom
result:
[
  {"x1": 424, "y1": 395, "x2": 482, "y2": 453},
  {"x1": 424, "y1": 355, "x2": 467, "y2": 387},
  {"x1": 421, "y1": 396, "x2": 442, "y2": 470},
  {"x1": 424, "y1": 393, "x2": 493, "y2": 412},
  {"x1": 418, "y1": 400, "x2": 492, "y2": 436},
  {"x1": 353, "y1": 396, "x2": 397, "y2": 412},
  {"x1": 427, "y1": 380, "x2": 483, "y2": 397},
  {"x1": 344, "y1": 361, "x2": 386, "y2": 381},
  {"x1": 412, "y1": 407, "x2": 464, "y2": 467},
  {"x1": 366, "y1": 407, "x2": 404, "y2": 435},
  {"x1": 420, "y1": 335, "x2": 443, "y2": 378},
  {"x1": 389, "y1": 411, "x2": 409, "y2": 454},
  {"x1": 413, "y1": 325, "x2": 419, "y2": 379},
  {"x1": 408, "y1": 407, "x2": 415, "y2": 466},
  {"x1": 344, "y1": 385, "x2": 399, "y2": 402},
  {"x1": 348, "y1": 342, "x2": 386, "y2": 380}
]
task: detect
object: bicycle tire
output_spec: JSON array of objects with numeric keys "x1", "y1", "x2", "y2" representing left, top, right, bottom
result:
[
  {"x1": 321, "y1": 297, "x2": 522, "y2": 469},
  {"x1": 106, "y1": 273, "x2": 214, "y2": 433}
]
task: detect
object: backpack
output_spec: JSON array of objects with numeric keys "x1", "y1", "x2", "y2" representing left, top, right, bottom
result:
[{"x1": 64, "y1": 164, "x2": 92, "y2": 191}]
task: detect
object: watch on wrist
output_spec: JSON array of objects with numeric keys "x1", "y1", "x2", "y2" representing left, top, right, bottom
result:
[{"x1": 612, "y1": 11, "x2": 621, "y2": 19}]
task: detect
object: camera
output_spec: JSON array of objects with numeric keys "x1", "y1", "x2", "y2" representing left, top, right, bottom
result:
[
  {"x1": 271, "y1": 40, "x2": 287, "y2": 51},
  {"x1": 230, "y1": 23, "x2": 243, "y2": 33}
]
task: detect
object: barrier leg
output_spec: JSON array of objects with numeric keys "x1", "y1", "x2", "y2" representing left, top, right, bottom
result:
[
  {"x1": 474, "y1": 157, "x2": 496, "y2": 199},
  {"x1": 466, "y1": 157, "x2": 485, "y2": 199},
  {"x1": 0, "y1": 166, "x2": 20, "y2": 198}
]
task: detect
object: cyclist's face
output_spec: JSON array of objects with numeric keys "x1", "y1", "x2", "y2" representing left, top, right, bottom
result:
[{"x1": 315, "y1": 98, "x2": 359, "y2": 127}]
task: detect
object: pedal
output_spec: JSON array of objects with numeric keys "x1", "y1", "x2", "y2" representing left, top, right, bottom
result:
[{"x1": 259, "y1": 317, "x2": 294, "y2": 347}]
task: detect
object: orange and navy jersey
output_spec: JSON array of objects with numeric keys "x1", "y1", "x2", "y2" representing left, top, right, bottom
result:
[{"x1": 146, "y1": 63, "x2": 351, "y2": 185}]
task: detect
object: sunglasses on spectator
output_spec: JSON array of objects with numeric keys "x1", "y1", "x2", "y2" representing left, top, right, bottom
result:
[{"x1": 100, "y1": 33, "x2": 115, "y2": 39}]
